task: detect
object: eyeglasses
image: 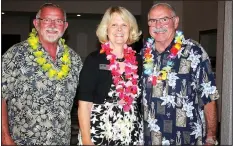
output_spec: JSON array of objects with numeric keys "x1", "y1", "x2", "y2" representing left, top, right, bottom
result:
[
  {"x1": 148, "y1": 16, "x2": 175, "y2": 26},
  {"x1": 37, "y1": 18, "x2": 65, "y2": 25}
]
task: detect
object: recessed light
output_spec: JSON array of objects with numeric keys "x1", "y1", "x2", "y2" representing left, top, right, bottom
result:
[
  {"x1": 77, "y1": 14, "x2": 81, "y2": 17},
  {"x1": 2, "y1": 12, "x2": 5, "y2": 15}
]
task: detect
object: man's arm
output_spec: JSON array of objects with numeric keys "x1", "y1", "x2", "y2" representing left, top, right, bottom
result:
[
  {"x1": 1, "y1": 99, "x2": 16, "y2": 145},
  {"x1": 204, "y1": 100, "x2": 218, "y2": 144}
]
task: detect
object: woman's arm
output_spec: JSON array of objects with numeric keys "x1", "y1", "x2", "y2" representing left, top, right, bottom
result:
[{"x1": 78, "y1": 100, "x2": 94, "y2": 145}]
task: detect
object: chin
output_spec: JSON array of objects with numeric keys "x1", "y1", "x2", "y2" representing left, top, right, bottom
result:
[
  {"x1": 46, "y1": 34, "x2": 63, "y2": 43},
  {"x1": 45, "y1": 37, "x2": 60, "y2": 43},
  {"x1": 152, "y1": 36, "x2": 165, "y2": 41},
  {"x1": 114, "y1": 40, "x2": 126, "y2": 44}
]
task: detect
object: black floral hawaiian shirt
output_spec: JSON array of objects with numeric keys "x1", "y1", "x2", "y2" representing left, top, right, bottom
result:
[{"x1": 141, "y1": 37, "x2": 219, "y2": 145}]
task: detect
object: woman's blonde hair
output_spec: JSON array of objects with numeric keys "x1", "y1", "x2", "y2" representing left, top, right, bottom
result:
[{"x1": 96, "y1": 6, "x2": 142, "y2": 45}]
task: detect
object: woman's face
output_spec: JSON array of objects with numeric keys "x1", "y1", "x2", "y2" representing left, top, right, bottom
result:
[{"x1": 107, "y1": 13, "x2": 130, "y2": 47}]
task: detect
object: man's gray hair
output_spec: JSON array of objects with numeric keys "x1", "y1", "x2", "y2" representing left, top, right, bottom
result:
[
  {"x1": 148, "y1": 3, "x2": 177, "y2": 17},
  {"x1": 36, "y1": 3, "x2": 67, "y2": 21}
]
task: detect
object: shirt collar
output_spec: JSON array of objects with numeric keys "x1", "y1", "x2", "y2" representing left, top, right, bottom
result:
[{"x1": 153, "y1": 38, "x2": 175, "y2": 55}]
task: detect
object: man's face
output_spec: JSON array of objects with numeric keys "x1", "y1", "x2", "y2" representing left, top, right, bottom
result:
[
  {"x1": 148, "y1": 6, "x2": 179, "y2": 43},
  {"x1": 33, "y1": 7, "x2": 68, "y2": 43}
]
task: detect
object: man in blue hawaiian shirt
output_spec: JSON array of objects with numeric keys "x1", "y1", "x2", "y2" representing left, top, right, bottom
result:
[
  {"x1": 1, "y1": 3, "x2": 83, "y2": 145},
  {"x1": 141, "y1": 3, "x2": 219, "y2": 145}
]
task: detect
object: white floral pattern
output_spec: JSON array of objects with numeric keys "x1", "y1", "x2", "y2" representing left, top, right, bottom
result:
[
  {"x1": 182, "y1": 99, "x2": 194, "y2": 119},
  {"x1": 167, "y1": 72, "x2": 179, "y2": 89},
  {"x1": 160, "y1": 90, "x2": 176, "y2": 108},
  {"x1": 201, "y1": 81, "x2": 217, "y2": 98},
  {"x1": 78, "y1": 83, "x2": 143, "y2": 145},
  {"x1": 190, "y1": 121, "x2": 202, "y2": 139},
  {"x1": 187, "y1": 48, "x2": 201, "y2": 71},
  {"x1": 162, "y1": 137, "x2": 171, "y2": 145},
  {"x1": 147, "y1": 114, "x2": 160, "y2": 132}
]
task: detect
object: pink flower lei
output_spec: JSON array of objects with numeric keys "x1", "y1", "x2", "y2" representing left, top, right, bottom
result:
[{"x1": 100, "y1": 42, "x2": 139, "y2": 112}]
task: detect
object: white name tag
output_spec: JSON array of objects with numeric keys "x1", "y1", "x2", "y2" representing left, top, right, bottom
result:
[{"x1": 99, "y1": 64, "x2": 109, "y2": 70}]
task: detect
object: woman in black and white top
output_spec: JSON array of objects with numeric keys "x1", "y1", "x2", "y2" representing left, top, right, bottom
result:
[{"x1": 77, "y1": 6, "x2": 143, "y2": 146}]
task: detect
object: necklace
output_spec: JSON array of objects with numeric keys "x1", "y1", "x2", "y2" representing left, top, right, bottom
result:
[
  {"x1": 100, "y1": 42, "x2": 139, "y2": 112},
  {"x1": 27, "y1": 28, "x2": 71, "y2": 80},
  {"x1": 116, "y1": 58, "x2": 125, "y2": 62},
  {"x1": 143, "y1": 30, "x2": 184, "y2": 85}
]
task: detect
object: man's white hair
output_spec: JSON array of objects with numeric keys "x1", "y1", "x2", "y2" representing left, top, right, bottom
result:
[
  {"x1": 36, "y1": 3, "x2": 67, "y2": 21},
  {"x1": 148, "y1": 3, "x2": 177, "y2": 17}
]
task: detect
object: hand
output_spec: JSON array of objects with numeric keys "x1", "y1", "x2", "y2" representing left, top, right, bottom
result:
[
  {"x1": 2, "y1": 135, "x2": 16, "y2": 145},
  {"x1": 205, "y1": 142, "x2": 216, "y2": 146},
  {"x1": 205, "y1": 136, "x2": 218, "y2": 146},
  {"x1": 204, "y1": 142, "x2": 214, "y2": 146}
]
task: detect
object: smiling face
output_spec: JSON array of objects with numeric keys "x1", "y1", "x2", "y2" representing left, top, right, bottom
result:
[
  {"x1": 107, "y1": 13, "x2": 130, "y2": 47},
  {"x1": 33, "y1": 7, "x2": 68, "y2": 43},
  {"x1": 148, "y1": 5, "x2": 179, "y2": 44}
]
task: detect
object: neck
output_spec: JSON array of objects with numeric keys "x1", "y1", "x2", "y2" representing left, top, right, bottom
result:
[
  {"x1": 155, "y1": 40, "x2": 172, "y2": 53},
  {"x1": 155, "y1": 33, "x2": 175, "y2": 53},
  {"x1": 39, "y1": 37, "x2": 58, "y2": 61},
  {"x1": 110, "y1": 44, "x2": 125, "y2": 58}
]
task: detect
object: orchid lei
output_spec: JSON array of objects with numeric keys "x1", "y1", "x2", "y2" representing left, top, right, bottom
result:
[
  {"x1": 27, "y1": 28, "x2": 71, "y2": 80},
  {"x1": 100, "y1": 42, "x2": 139, "y2": 112},
  {"x1": 143, "y1": 30, "x2": 184, "y2": 85}
]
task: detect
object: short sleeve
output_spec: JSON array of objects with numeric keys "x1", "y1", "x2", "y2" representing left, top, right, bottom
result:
[
  {"x1": 197, "y1": 57, "x2": 220, "y2": 105},
  {"x1": 77, "y1": 53, "x2": 98, "y2": 102},
  {"x1": 1, "y1": 46, "x2": 20, "y2": 101}
]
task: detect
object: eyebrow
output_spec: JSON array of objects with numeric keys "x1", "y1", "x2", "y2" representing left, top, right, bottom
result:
[{"x1": 149, "y1": 16, "x2": 173, "y2": 19}]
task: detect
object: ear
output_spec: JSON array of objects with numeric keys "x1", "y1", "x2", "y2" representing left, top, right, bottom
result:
[
  {"x1": 33, "y1": 19, "x2": 39, "y2": 30},
  {"x1": 64, "y1": 22, "x2": 68, "y2": 31},
  {"x1": 174, "y1": 16, "x2": 179, "y2": 29}
]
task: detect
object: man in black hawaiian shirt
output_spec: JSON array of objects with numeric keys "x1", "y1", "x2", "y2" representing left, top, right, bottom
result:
[{"x1": 141, "y1": 3, "x2": 219, "y2": 145}]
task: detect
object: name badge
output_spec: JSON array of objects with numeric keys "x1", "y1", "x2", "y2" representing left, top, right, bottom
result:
[{"x1": 99, "y1": 64, "x2": 109, "y2": 70}]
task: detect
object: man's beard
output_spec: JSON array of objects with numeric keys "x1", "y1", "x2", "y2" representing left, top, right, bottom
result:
[{"x1": 39, "y1": 27, "x2": 64, "y2": 43}]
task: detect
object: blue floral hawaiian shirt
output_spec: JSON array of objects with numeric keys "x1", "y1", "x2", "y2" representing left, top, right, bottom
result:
[{"x1": 141, "y1": 35, "x2": 219, "y2": 145}]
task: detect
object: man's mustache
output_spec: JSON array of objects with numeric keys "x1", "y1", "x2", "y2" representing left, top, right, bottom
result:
[{"x1": 153, "y1": 28, "x2": 167, "y2": 33}]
